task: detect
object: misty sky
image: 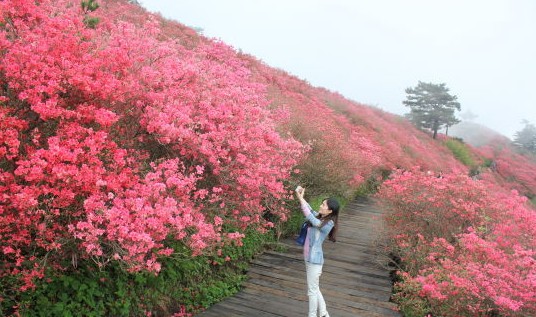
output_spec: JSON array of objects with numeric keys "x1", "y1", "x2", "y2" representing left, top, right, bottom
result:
[{"x1": 141, "y1": 0, "x2": 536, "y2": 139}]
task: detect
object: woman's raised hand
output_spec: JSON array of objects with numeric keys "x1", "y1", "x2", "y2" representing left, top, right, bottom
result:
[{"x1": 295, "y1": 185, "x2": 305, "y2": 198}]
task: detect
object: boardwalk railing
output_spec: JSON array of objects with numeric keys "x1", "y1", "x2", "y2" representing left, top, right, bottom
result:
[{"x1": 197, "y1": 198, "x2": 401, "y2": 317}]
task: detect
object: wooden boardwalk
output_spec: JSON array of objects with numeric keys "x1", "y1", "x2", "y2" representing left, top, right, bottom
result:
[{"x1": 196, "y1": 198, "x2": 401, "y2": 317}]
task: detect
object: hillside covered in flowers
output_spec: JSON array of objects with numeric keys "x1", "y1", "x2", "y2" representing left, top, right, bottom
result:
[{"x1": 1, "y1": 0, "x2": 534, "y2": 316}]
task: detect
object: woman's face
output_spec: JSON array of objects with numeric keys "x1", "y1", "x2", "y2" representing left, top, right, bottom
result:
[{"x1": 318, "y1": 200, "x2": 333, "y2": 217}]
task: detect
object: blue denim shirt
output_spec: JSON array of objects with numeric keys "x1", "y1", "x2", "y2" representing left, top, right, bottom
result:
[{"x1": 301, "y1": 202, "x2": 334, "y2": 265}]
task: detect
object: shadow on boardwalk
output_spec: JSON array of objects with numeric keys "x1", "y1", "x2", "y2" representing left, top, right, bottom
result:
[{"x1": 196, "y1": 198, "x2": 401, "y2": 317}]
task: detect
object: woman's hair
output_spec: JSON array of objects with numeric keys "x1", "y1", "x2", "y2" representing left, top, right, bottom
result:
[{"x1": 317, "y1": 197, "x2": 340, "y2": 242}]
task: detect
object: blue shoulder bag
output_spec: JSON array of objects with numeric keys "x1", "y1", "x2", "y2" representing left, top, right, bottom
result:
[{"x1": 295, "y1": 221, "x2": 309, "y2": 246}]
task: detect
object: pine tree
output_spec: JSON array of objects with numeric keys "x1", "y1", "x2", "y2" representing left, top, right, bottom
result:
[
  {"x1": 513, "y1": 120, "x2": 536, "y2": 154},
  {"x1": 403, "y1": 81, "x2": 461, "y2": 139}
]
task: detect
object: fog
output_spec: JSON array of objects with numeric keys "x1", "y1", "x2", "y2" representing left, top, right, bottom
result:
[{"x1": 141, "y1": 0, "x2": 536, "y2": 140}]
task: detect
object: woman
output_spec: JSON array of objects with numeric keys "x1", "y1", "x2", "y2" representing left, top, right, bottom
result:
[{"x1": 295, "y1": 186, "x2": 339, "y2": 317}]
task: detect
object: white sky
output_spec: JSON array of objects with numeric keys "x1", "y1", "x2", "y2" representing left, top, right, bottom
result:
[{"x1": 141, "y1": 0, "x2": 536, "y2": 139}]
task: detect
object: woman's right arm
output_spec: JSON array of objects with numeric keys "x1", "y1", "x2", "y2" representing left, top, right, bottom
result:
[{"x1": 295, "y1": 186, "x2": 318, "y2": 218}]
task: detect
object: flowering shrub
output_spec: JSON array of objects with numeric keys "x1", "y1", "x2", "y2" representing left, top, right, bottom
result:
[
  {"x1": 474, "y1": 143, "x2": 536, "y2": 199},
  {"x1": 0, "y1": 0, "x2": 303, "y2": 303},
  {"x1": 378, "y1": 169, "x2": 536, "y2": 316}
]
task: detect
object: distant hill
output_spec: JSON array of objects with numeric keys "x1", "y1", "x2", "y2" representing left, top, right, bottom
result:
[{"x1": 448, "y1": 121, "x2": 511, "y2": 147}]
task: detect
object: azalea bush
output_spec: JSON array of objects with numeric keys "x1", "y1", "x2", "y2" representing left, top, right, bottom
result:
[
  {"x1": 475, "y1": 143, "x2": 536, "y2": 200},
  {"x1": 282, "y1": 94, "x2": 375, "y2": 198},
  {"x1": 7, "y1": 228, "x2": 270, "y2": 316},
  {"x1": 378, "y1": 169, "x2": 536, "y2": 316},
  {"x1": 0, "y1": 0, "x2": 303, "y2": 313}
]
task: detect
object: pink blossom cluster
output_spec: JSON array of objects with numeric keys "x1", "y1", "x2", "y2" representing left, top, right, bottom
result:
[
  {"x1": 475, "y1": 143, "x2": 536, "y2": 199},
  {"x1": 378, "y1": 169, "x2": 536, "y2": 316},
  {"x1": 0, "y1": 0, "x2": 303, "y2": 291}
]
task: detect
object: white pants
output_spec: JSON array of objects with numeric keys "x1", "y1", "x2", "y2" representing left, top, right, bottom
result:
[{"x1": 306, "y1": 262, "x2": 329, "y2": 317}]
